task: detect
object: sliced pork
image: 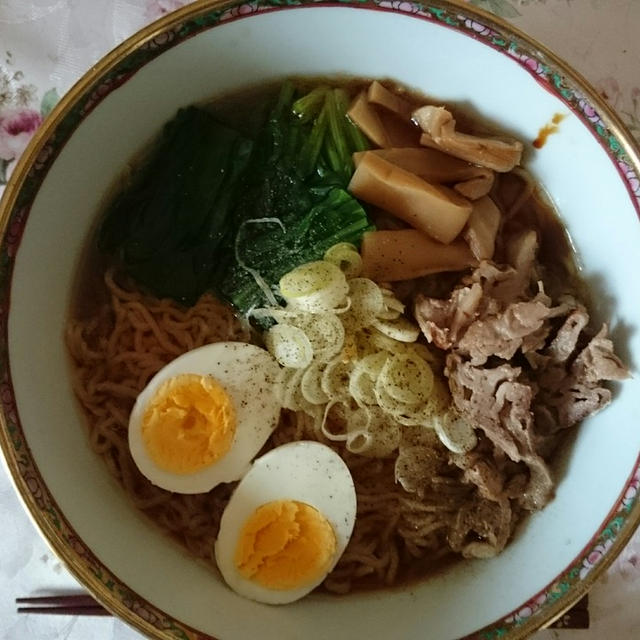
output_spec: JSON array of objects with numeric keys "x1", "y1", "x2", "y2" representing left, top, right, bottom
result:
[{"x1": 413, "y1": 228, "x2": 629, "y2": 525}]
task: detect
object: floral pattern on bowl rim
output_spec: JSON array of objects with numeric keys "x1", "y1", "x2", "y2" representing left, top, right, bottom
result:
[{"x1": 0, "y1": 1, "x2": 638, "y2": 640}]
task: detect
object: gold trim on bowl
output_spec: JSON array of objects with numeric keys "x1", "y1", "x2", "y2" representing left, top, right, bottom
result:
[{"x1": 0, "y1": 1, "x2": 638, "y2": 639}]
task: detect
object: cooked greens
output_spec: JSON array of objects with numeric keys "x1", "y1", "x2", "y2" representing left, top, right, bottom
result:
[
  {"x1": 98, "y1": 81, "x2": 373, "y2": 312},
  {"x1": 98, "y1": 107, "x2": 253, "y2": 304}
]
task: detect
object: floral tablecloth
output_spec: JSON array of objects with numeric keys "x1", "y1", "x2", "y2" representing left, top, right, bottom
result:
[{"x1": 1, "y1": 1, "x2": 639, "y2": 638}]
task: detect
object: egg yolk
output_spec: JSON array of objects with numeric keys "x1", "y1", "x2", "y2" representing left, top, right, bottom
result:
[
  {"x1": 142, "y1": 374, "x2": 236, "y2": 474},
  {"x1": 234, "y1": 500, "x2": 337, "y2": 590}
]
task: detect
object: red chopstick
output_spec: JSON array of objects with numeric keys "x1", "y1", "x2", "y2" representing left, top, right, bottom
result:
[{"x1": 16, "y1": 594, "x2": 111, "y2": 616}]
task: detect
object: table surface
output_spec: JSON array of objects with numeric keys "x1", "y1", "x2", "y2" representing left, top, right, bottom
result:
[{"x1": 1, "y1": 1, "x2": 639, "y2": 638}]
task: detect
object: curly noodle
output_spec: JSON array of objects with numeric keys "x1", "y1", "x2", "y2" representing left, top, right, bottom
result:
[{"x1": 67, "y1": 271, "x2": 467, "y2": 592}]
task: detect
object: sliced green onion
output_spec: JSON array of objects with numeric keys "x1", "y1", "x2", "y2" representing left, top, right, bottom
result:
[
  {"x1": 277, "y1": 367, "x2": 304, "y2": 410},
  {"x1": 377, "y1": 290, "x2": 405, "y2": 320},
  {"x1": 263, "y1": 252, "x2": 454, "y2": 451},
  {"x1": 249, "y1": 307, "x2": 301, "y2": 325},
  {"x1": 346, "y1": 427, "x2": 373, "y2": 455},
  {"x1": 290, "y1": 313, "x2": 345, "y2": 362},
  {"x1": 404, "y1": 342, "x2": 440, "y2": 367},
  {"x1": 360, "y1": 351, "x2": 388, "y2": 376},
  {"x1": 375, "y1": 379, "x2": 417, "y2": 415},
  {"x1": 301, "y1": 362, "x2": 330, "y2": 405},
  {"x1": 320, "y1": 400, "x2": 349, "y2": 442},
  {"x1": 365, "y1": 327, "x2": 407, "y2": 353},
  {"x1": 346, "y1": 405, "x2": 400, "y2": 457},
  {"x1": 279, "y1": 260, "x2": 348, "y2": 312},
  {"x1": 264, "y1": 323, "x2": 313, "y2": 369},
  {"x1": 348, "y1": 352, "x2": 388, "y2": 405},
  {"x1": 379, "y1": 355, "x2": 434, "y2": 405},
  {"x1": 323, "y1": 242, "x2": 363, "y2": 278},
  {"x1": 344, "y1": 277, "x2": 384, "y2": 329},
  {"x1": 349, "y1": 368, "x2": 377, "y2": 406},
  {"x1": 372, "y1": 316, "x2": 420, "y2": 343},
  {"x1": 321, "y1": 357, "x2": 353, "y2": 400},
  {"x1": 274, "y1": 366, "x2": 293, "y2": 407},
  {"x1": 434, "y1": 412, "x2": 478, "y2": 454},
  {"x1": 392, "y1": 405, "x2": 438, "y2": 427},
  {"x1": 376, "y1": 308, "x2": 402, "y2": 321},
  {"x1": 391, "y1": 378, "x2": 451, "y2": 426}
]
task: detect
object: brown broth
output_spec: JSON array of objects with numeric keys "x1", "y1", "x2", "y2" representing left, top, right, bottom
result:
[
  {"x1": 70, "y1": 76, "x2": 587, "y2": 595},
  {"x1": 74, "y1": 77, "x2": 582, "y2": 320}
]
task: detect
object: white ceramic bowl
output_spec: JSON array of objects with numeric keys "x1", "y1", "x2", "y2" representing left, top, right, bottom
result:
[{"x1": 1, "y1": 1, "x2": 639, "y2": 639}]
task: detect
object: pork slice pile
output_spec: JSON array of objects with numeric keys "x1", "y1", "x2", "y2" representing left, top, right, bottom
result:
[{"x1": 413, "y1": 229, "x2": 629, "y2": 556}]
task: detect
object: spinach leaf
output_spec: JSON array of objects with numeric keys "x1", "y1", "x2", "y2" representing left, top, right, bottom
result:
[
  {"x1": 98, "y1": 82, "x2": 373, "y2": 313},
  {"x1": 212, "y1": 82, "x2": 373, "y2": 314},
  {"x1": 98, "y1": 107, "x2": 252, "y2": 304}
]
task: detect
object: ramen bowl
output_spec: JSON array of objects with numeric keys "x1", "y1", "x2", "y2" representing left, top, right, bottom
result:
[{"x1": 0, "y1": 1, "x2": 639, "y2": 638}]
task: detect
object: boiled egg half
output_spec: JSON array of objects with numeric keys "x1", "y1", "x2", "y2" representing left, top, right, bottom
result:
[
  {"x1": 215, "y1": 441, "x2": 357, "y2": 604},
  {"x1": 128, "y1": 342, "x2": 281, "y2": 494}
]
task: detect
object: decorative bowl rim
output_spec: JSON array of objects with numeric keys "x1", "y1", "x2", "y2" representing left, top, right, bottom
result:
[{"x1": 0, "y1": 1, "x2": 638, "y2": 639}]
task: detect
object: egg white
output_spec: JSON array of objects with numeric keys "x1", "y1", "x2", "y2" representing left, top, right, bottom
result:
[
  {"x1": 215, "y1": 441, "x2": 357, "y2": 604},
  {"x1": 128, "y1": 342, "x2": 281, "y2": 494}
]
